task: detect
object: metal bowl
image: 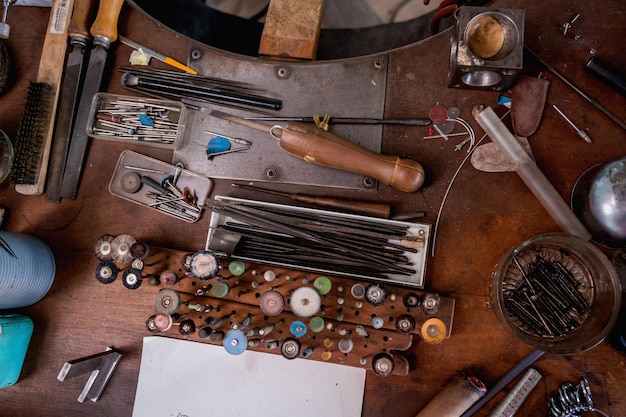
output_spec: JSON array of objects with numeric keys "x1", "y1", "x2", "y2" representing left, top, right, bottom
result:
[
  {"x1": 491, "y1": 233, "x2": 622, "y2": 354},
  {"x1": 571, "y1": 157, "x2": 626, "y2": 249}
]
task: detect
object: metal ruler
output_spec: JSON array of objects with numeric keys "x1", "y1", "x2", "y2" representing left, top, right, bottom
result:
[{"x1": 488, "y1": 367, "x2": 542, "y2": 417}]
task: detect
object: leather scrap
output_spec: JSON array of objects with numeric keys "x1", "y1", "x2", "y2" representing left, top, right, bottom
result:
[
  {"x1": 510, "y1": 76, "x2": 550, "y2": 137},
  {"x1": 471, "y1": 136, "x2": 534, "y2": 172}
]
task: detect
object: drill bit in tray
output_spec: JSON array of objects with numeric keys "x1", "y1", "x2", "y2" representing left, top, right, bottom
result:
[
  {"x1": 119, "y1": 67, "x2": 282, "y2": 111},
  {"x1": 207, "y1": 196, "x2": 430, "y2": 288}
]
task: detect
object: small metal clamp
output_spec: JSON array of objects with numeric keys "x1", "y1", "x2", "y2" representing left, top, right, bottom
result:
[{"x1": 57, "y1": 347, "x2": 122, "y2": 403}]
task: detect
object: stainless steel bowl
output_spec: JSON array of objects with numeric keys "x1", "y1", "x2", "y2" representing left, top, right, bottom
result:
[{"x1": 571, "y1": 156, "x2": 626, "y2": 249}]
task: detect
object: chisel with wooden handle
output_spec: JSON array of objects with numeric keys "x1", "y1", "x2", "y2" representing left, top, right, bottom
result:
[
  {"x1": 211, "y1": 110, "x2": 426, "y2": 193},
  {"x1": 60, "y1": 0, "x2": 125, "y2": 199}
]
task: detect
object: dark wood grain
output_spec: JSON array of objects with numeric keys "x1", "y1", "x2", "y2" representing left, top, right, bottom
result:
[{"x1": 0, "y1": 1, "x2": 624, "y2": 417}]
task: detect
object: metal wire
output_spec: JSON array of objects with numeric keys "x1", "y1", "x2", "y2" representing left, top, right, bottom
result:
[
  {"x1": 547, "y1": 378, "x2": 611, "y2": 417},
  {"x1": 431, "y1": 109, "x2": 510, "y2": 257}
]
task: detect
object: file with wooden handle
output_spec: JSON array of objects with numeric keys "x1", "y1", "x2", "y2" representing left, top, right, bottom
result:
[
  {"x1": 46, "y1": 0, "x2": 98, "y2": 202},
  {"x1": 212, "y1": 110, "x2": 426, "y2": 193},
  {"x1": 60, "y1": 0, "x2": 125, "y2": 199}
]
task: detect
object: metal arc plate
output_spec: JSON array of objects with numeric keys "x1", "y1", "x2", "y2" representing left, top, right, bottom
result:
[{"x1": 173, "y1": 46, "x2": 388, "y2": 189}]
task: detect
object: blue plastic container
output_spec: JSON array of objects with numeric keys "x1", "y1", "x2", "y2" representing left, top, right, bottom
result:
[
  {"x1": 0, "y1": 314, "x2": 33, "y2": 389},
  {"x1": 0, "y1": 231, "x2": 55, "y2": 309}
]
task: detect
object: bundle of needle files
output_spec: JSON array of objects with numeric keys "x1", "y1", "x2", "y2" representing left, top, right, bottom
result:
[
  {"x1": 209, "y1": 199, "x2": 427, "y2": 282},
  {"x1": 119, "y1": 67, "x2": 282, "y2": 111}
]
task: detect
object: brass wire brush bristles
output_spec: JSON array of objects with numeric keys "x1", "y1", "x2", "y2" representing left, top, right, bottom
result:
[{"x1": 11, "y1": 81, "x2": 53, "y2": 188}]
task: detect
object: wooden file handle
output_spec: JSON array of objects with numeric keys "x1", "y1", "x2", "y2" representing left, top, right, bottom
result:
[
  {"x1": 67, "y1": 0, "x2": 97, "y2": 41},
  {"x1": 290, "y1": 194, "x2": 392, "y2": 218},
  {"x1": 279, "y1": 122, "x2": 425, "y2": 193},
  {"x1": 90, "y1": 0, "x2": 125, "y2": 43}
]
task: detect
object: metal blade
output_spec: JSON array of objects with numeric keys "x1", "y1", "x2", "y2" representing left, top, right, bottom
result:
[
  {"x1": 45, "y1": 44, "x2": 89, "y2": 202},
  {"x1": 60, "y1": 44, "x2": 108, "y2": 199}
]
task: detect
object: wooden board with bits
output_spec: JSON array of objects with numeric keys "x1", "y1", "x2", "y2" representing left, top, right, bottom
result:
[{"x1": 93, "y1": 233, "x2": 455, "y2": 377}]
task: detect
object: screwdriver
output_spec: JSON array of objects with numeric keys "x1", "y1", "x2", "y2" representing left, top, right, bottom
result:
[
  {"x1": 211, "y1": 110, "x2": 426, "y2": 193},
  {"x1": 231, "y1": 183, "x2": 392, "y2": 218}
]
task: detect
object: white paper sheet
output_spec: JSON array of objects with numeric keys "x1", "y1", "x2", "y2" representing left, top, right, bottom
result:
[{"x1": 132, "y1": 336, "x2": 366, "y2": 417}]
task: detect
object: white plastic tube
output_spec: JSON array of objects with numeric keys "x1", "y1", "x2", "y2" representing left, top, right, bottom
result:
[{"x1": 472, "y1": 105, "x2": 592, "y2": 240}]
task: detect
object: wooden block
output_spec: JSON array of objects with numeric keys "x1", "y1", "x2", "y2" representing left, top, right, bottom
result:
[
  {"x1": 98, "y1": 244, "x2": 456, "y2": 343},
  {"x1": 258, "y1": 0, "x2": 324, "y2": 60}
]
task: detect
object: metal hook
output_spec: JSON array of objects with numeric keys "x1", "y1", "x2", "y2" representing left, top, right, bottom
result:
[{"x1": 269, "y1": 125, "x2": 283, "y2": 140}]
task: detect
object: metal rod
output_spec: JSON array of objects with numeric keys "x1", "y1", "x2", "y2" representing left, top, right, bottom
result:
[
  {"x1": 231, "y1": 183, "x2": 393, "y2": 218},
  {"x1": 217, "y1": 203, "x2": 405, "y2": 269},
  {"x1": 221, "y1": 199, "x2": 409, "y2": 236},
  {"x1": 552, "y1": 105, "x2": 592, "y2": 143},
  {"x1": 204, "y1": 131, "x2": 253, "y2": 146},
  {"x1": 222, "y1": 225, "x2": 387, "y2": 270},
  {"x1": 119, "y1": 66, "x2": 258, "y2": 91},
  {"x1": 210, "y1": 110, "x2": 276, "y2": 133},
  {"x1": 212, "y1": 202, "x2": 416, "y2": 275},
  {"x1": 244, "y1": 115, "x2": 431, "y2": 126},
  {"x1": 120, "y1": 71, "x2": 282, "y2": 111},
  {"x1": 423, "y1": 132, "x2": 468, "y2": 140},
  {"x1": 525, "y1": 46, "x2": 626, "y2": 132},
  {"x1": 460, "y1": 349, "x2": 545, "y2": 417},
  {"x1": 256, "y1": 204, "x2": 409, "y2": 236}
]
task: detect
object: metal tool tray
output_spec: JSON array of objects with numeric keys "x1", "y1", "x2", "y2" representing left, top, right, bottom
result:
[
  {"x1": 206, "y1": 196, "x2": 430, "y2": 288},
  {"x1": 109, "y1": 150, "x2": 212, "y2": 223},
  {"x1": 87, "y1": 93, "x2": 187, "y2": 150},
  {"x1": 173, "y1": 44, "x2": 388, "y2": 190}
]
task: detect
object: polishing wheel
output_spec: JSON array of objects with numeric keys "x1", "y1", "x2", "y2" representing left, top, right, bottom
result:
[
  {"x1": 290, "y1": 286, "x2": 321, "y2": 318},
  {"x1": 120, "y1": 172, "x2": 142, "y2": 193}
]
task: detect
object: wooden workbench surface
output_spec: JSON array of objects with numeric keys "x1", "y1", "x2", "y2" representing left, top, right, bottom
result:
[{"x1": 0, "y1": 1, "x2": 624, "y2": 416}]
